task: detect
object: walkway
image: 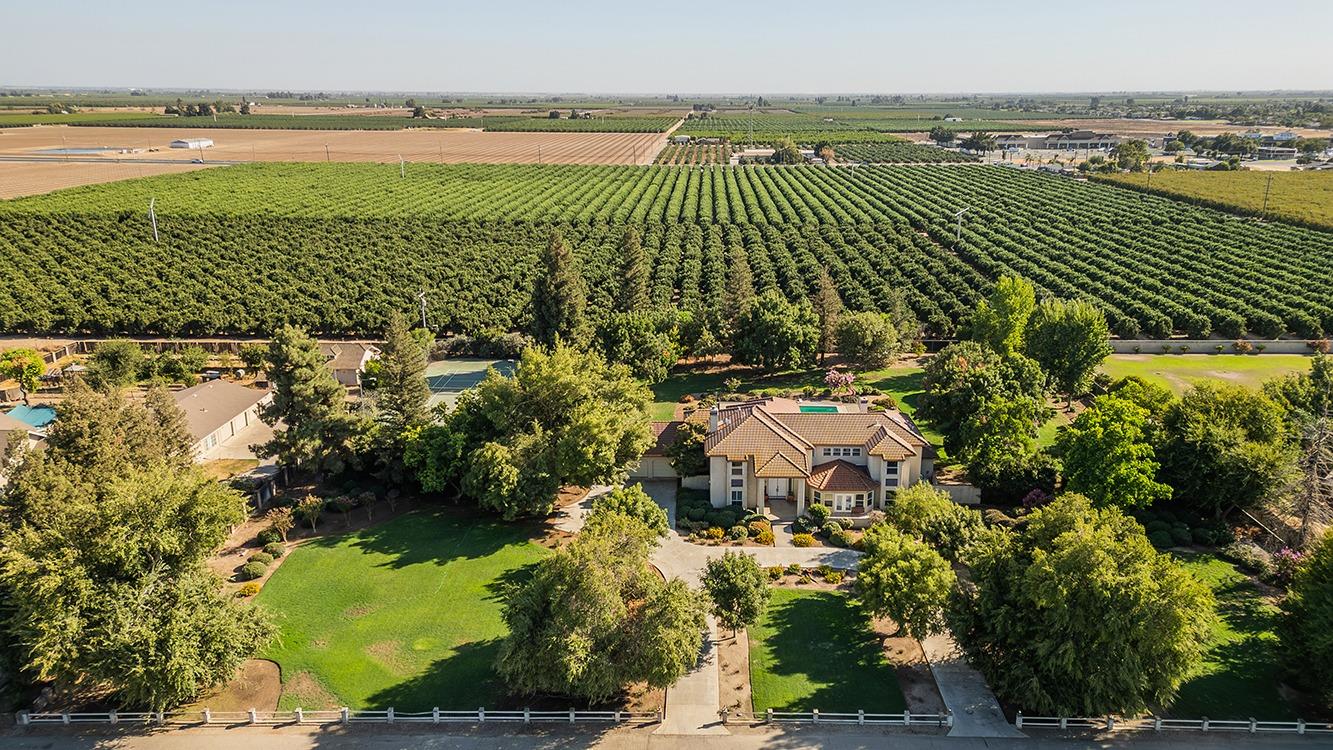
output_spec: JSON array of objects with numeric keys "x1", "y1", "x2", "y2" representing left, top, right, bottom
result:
[
  {"x1": 556, "y1": 482, "x2": 1015, "y2": 739},
  {"x1": 921, "y1": 633, "x2": 1024, "y2": 738}
]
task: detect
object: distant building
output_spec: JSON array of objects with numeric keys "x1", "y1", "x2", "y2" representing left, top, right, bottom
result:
[
  {"x1": 670, "y1": 135, "x2": 690, "y2": 145},
  {"x1": 169, "y1": 138, "x2": 214, "y2": 150},
  {"x1": 320, "y1": 342, "x2": 379, "y2": 387},
  {"x1": 1038, "y1": 131, "x2": 1121, "y2": 150},
  {"x1": 1257, "y1": 146, "x2": 1298, "y2": 160}
]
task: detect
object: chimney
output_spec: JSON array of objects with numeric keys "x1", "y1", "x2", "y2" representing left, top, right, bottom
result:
[
  {"x1": 709, "y1": 405, "x2": 719, "y2": 431},
  {"x1": 858, "y1": 396, "x2": 871, "y2": 414}
]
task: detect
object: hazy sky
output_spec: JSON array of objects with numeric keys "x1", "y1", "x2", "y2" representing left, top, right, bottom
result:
[{"x1": 5, "y1": 0, "x2": 1331, "y2": 94}]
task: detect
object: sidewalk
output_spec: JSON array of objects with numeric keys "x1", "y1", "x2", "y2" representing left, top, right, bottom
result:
[{"x1": 921, "y1": 633, "x2": 1024, "y2": 738}]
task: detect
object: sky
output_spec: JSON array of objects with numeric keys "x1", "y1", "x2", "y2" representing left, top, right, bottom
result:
[{"x1": 4, "y1": 0, "x2": 1332, "y2": 95}]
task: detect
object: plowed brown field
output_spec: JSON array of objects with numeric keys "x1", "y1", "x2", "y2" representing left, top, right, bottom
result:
[{"x1": 0, "y1": 160, "x2": 216, "y2": 199}]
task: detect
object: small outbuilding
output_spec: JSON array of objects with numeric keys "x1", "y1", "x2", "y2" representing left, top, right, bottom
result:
[
  {"x1": 169, "y1": 138, "x2": 214, "y2": 150},
  {"x1": 173, "y1": 380, "x2": 271, "y2": 460}
]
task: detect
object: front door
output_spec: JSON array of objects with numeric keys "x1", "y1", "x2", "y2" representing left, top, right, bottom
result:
[
  {"x1": 833, "y1": 493, "x2": 854, "y2": 512},
  {"x1": 766, "y1": 478, "x2": 789, "y2": 498}
]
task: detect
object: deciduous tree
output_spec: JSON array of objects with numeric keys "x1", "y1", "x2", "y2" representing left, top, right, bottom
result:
[
  {"x1": 948, "y1": 494, "x2": 1216, "y2": 716},
  {"x1": 87, "y1": 339, "x2": 146, "y2": 390},
  {"x1": 0, "y1": 348, "x2": 44, "y2": 404},
  {"x1": 702, "y1": 551, "x2": 771, "y2": 634},
  {"x1": 968, "y1": 276, "x2": 1035, "y2": 355},
  {"x1": 1024, "y1": 298, "x2": 1113, "y2": 407},
  {"x1": 835, "y1": 311, "x2": 901, "y2": 369},
  {"x1": 919, "y1": 341, "x2": 1050, "y2": 457},
  {"x1": 1057, "y1": 395, "x2": 1172, "y2": 510},
  {"x1": 857, "y1": 524, "x2": 955, "y2": 639},
  {"x1": 731, "y1": 290, "x2": 819, "y2": 372},
  {"x1": 1279, "y1": 530, "x2": 1333, "y2": 708}
]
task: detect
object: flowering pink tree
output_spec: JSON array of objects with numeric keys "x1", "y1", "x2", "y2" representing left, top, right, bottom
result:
[{"x1": 825, "y1": 368, "x2": 855, "y2": 395}]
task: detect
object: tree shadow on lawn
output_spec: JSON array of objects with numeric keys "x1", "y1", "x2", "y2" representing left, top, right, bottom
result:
[
  {"x1": 363, "y1": 639, "x2": 508, "y2": 711},
  {"x1": 305, "y1": 506, "x2": 534, "y2": 570},
  {"x1": 758, "y1": 591, "x2": 904, "y2": 713}
]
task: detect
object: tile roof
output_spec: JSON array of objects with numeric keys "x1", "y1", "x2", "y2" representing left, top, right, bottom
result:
[
  {"x1": 703, "y1": 399, "x2": 930, "y2": 469},
  {"x1": 320, "y1": 343, "x2": 378, "y2": 371},
  {"x1": 807, "y1": 460, "x2": 878, "y2": 493},
  {"x1": 644, "y1": 420, "x2": 682, "y2": 457},
  {"x1": 754, "y1": 451, "x2": 809, "y2": 478}
]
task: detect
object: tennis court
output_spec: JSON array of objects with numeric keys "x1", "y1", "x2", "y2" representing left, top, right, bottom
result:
[{"x1": 425, "y1": 358, "x2": 515, "y2": 409}]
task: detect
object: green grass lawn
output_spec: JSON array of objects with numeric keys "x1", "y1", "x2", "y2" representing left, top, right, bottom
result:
[
  {"x1": 747, "y1": 588, "x2": 905, "y2": 713},
  {"x1": 1168, "y1": 551, "x2": 1294, "y2": 719},
  {"x1": 254, "y1": 508, "x2": 549, "y2": 710},
  {"x1": 1101, "y1": 354, "x2": 1312, "y2": 395}
]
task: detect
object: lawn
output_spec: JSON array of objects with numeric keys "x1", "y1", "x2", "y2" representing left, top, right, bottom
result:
[
  {"x1": 1101, "y1": 354, "x2": 1313, "y2": 395},
  {"x1": 254, "y1": 508, "x2": 549, "y2": 710},
  {"x1": 1169, "y1": 551, "x2": 1294, "y2": 719},
  {"x1": 747, "y1": 588, "x2": 905, "y2": 713}
]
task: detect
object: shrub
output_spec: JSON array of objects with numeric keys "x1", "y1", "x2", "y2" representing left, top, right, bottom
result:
[
  {"x1": 1233, "y1": 340, "x2": 1253, "y2": 354},
  {"x1": 706, "y1": 509, "x2": 738, "y2": 529},
  {"x1": 792, "y1": 533, "x2": 816, "y2": 548},
  {"x1": 1308, "y1": 339, "x2": 1332, "y2": 354},
  {"x1": 263, "y1": 542, "x2": 285, "y2": 558},
  {"x1": 237, "y1": 561, "x2": 268, "y2": 581},
  {"x1": 824, "y1": 571, "x2": 845, "y2": 584},
  {"x1": 817, "y1": 564, "x2": 834, "y2": 577},
  {"x1": 686, "y1": 507, "x2": 707, "y2": 522},
  {"x1": 785, "y1": 563, "x2": 801, "y2": 575},
  {"x1": 747, "y1": 519, "x2": 772, "y2": 537},
  {"x1": 982, "y1": 508, "x2": 1020, "y2": 529},
  {"x1": 1144, "y1": 519, "x2": 1171, "y2": 534},
  {"x1": 1169, "y1": 525, "x2": 1192, "y2": 546},
  {"x1": 767, "y1": 566, "x2": 785, "y2": 580},
  {"x1": 256, "y1": 528, "x2": 282, "y2": 546},
  {"x1": 806, "y1": 504, "x2": 831, "y2": 525},
  {"x1": 886, "y1": 483, "x2": 984, "y2": 563},
  {"x1": 728, "y1": 525, "x2": 749, "y2": 541},
  {"x1": 1271, "y1": 548, "x2": 1307, "y2": 588},
  {"x1": 1147, "y1": 530, "x2": 1174, "y2": 549},
  {"x1": 755, "y1": 530, "x2": 775, "y2": 546},
  {"x1": 1190, "y1": 527, "x2": 1218, "y2": 546},
  {"x1": 1220, "y1": 541, "x2": 1274, "y2": 577},
  {"x1": 821, "y1": 521, "x2": 844, "y2": 537},
  {"x1": 791, "y1": 516, "x2": 810, "y2": 534},
  {"x1": 247, "y1": 552, "x2": 274, "y2": 566},
  {"x1": 705, "y1": 527, "x2": 726, "y2": 541},
  {"x1": 829, "y1": 529, "x2": 854, "y2": 548},
  {"x1": 237, "y1": 582, "x2": 261, "y2": 597}
]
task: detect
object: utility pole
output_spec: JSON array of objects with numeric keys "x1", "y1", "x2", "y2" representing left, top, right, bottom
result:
[
  {"x1": 1261, "y1": 172, "x2": 1275, "y2": 218},
  {"x1": 399, "y1": 155, "x2": 405, "y2": 178},
  {"x1": 417, "y1": 291, "x2": 429, "y2": 330},
  {"x1": 953, "y1": 207, "x2": 970, "y2": 244},
  {"x1": 325, "y1": 144, "x2": 331, "y2": 162},
  {"x1": 149, "y1": 197, "x2": 159, "y2": 243}
]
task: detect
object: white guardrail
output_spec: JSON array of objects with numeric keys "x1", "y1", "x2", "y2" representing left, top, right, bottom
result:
[
  {"x1": 15, "y1": 707, "x2": 660, "y2": 727},
  {"x1": 1017, "y1": 713, "x2": 1333, "y2": 735},
  {"x1": 724, "y1": 708, "x2": 953, "y2": 727}
]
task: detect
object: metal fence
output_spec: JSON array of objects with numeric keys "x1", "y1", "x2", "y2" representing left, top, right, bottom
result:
[
  {"x1": 723, "y1": 708, "x2": 952, "y2": 727},
  {"x1": 16, "y1": 707, "x2": 660, "y2": 727},
  {"x1": 1016, "y1": 713, "x2": 1333, "y2": 735}
]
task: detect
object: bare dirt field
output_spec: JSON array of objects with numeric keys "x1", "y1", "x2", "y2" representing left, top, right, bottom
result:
[
  {"x1": 0, "y1": 125, "x2": 669, "y2": 167},
  {"x1": 0, "y1": 159, "x2": 216, "y2": 198}
]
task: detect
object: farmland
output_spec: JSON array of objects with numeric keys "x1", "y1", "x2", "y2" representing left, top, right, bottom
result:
[
  {"x1": 679, "y1": 110, "x2": 1064, "y2": 143},
  {"x1": 0, "y1": 160, "x2": 216, "y2": 199},
  {"x1": 0, "y1": 162, "x2": 1331, "y2": 338},
  {"x1": 478, "y1": 115, "x2": 678, "y2": 133},
  {"x1": 830, "y1": 142, "x2": 975, "y2": 164},
  {"x1": 0, "y1": 126, "x2": 667, "y2": 165},
  {"x1": 1097, "y1": 171, "x2": 1333, "y2": 231},
  {"x1": 655, "y1": 143, "x2": 733, "y2": 164}
]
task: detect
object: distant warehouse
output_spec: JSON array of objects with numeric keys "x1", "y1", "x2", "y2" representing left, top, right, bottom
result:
[{"x1": 169, "y1": 137, "x2": 214, "y2": 150}]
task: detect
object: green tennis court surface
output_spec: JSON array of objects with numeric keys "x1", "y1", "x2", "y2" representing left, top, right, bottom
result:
[{"x1": 425, "y1": 359, "x2": 515, "y2": 408}]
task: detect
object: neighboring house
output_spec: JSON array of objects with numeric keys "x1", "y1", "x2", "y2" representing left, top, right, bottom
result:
[
  {"x1": 321, "y1": 343, "x2": 379, "y2": 388},
  {"x1": 635, "y1": 420, "x2": 682, "y2": 479},
  {"x1": 1038, "y1": 130, "x2": 1121, "y2": 150},
  {"x1": 0, "y1": 411, "x2": 43, "y2": 484},
  {"x1": 634, "y1": 397, "x2": 941, "y2": 524},
  {"x1": 173, "y1": 380, "x2": 272, "y2": 460}
]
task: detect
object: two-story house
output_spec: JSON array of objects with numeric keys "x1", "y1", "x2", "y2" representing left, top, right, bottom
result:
[{"x1": 698, "y1": 397, "x2": 936, "y2": 525}]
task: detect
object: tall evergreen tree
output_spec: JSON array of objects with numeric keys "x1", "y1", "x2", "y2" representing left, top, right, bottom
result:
[
  {"x1": 615, "y1": 226, "x2": 649, "y2": 313},
  {"x1": 721, "y1": 246, "x2": 754, "y2": 337},
  {"x1": 530, "y1": 230, "x2": 586, "y2": 347},
  {"x1": 811, "y1": 269, "x2": 842, "y2": 364},
  {"x1": 257, "y1": 326, "x2": 360, "y2": 478},
  {"x1": 375, "y1": 312, "x2": 431, "y2": 434}
]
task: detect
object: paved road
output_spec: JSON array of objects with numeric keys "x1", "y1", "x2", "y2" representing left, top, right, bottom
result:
[{"x1": 3, "y1": 725, "x2": 1327, "y2": 750}]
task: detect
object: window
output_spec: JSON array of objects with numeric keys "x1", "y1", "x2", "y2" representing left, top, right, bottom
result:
[
  {"x1": 850, "y1": 447, "x2": 861, "y2": 457},
  {"x1": 730, "y1": 489, "x2": 743, "y2": 503},
  {"x1": 823, "y1": 447, "x2": 860, "y2": 458},
  {"x1": 730, "y1": 462, "x2": 744, "y2": 476},
  {"x1": 822, "y1": 448, "x2": 832, "y2": 456},
  {"x1": 855, "y1": 493, "x2": 865, "y2": 503}
]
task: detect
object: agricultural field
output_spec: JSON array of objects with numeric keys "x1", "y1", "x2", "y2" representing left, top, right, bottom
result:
[
  {"x1": 831, "y1": 142, "x2": 976, "y2": 164},
  {"x1": 0, "y1": 111, "x2": 162, "y2": 127},
  {"x1": 67, "y1": 114, "x2": 483, "y2": 130},
  {"x1": 479, "y1": 115, "x2": 678, "y2": 133},
  {"x1": 1098, "y1": 171, "x2": 1333, "y2": 231},
  {"x1": 0, "y1": 160, "x2": 216, "y2": 199},
  {"x1": 654, "y1": 144, "x2": 732, "y2": 165},
  {"x1": 1, "y1": 163, "x2": 1331, "y2": 339},
  {"x1": 0, "y1": 126, "x2": 666, "y2": 165},
  {"x1": 679, "y1": 110, "x2": 1061, "y2": 143}
]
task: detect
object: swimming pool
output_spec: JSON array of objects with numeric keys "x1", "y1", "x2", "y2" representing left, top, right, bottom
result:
[
  {"x1": 6, "y1": 404, "x2": 57, "y2": 429},
  {"x1": 798, "y1": 405, "x2": 840, "y2": 413}
]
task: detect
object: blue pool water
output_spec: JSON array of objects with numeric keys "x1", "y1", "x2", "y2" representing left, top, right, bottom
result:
[
  {"x1": 798, "y1": 405, "x2": 840, "y2": 413},
  {"x1": 6, "y1": 404, "x2": 57, "y2": 429}
]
